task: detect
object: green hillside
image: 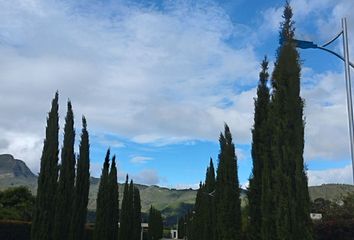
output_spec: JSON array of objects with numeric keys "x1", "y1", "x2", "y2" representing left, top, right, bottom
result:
[
  {"x1": 1, "y1": 154, "x2": 354, "y2": 224},
  {"x1": 309, "y1": 184, "x2": 354, "y2": 201}
]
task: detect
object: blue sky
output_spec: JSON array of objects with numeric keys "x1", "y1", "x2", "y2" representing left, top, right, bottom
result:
[{"x1": 0, "y1": 0, "x2": 354, "y2": 188}]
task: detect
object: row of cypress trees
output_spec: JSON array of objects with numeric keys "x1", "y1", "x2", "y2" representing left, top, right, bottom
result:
[
  {"x1": 182, "y1": 124, "x2": 241, "y2": 240},
  {"x1": 147, "y1": 206, "x2": 163, "y2": 240},
  {"x1": 31, "y1": 92, "x2": 90, "y2": 240},
  {"x1": 93, "y1": 149, "x2": 119, "y2": 240},
  {"x1": 248, "y1": 3, "x2": 312, "y2": 240},
  {"x1": 183, "y1": 3, "x2": 313, "y2": 240},
  {"x1": 119, "y1": 176, "x2": 142, "y2": 240},
  {"x1": 191, "y1": 159, "x2": 216, "y2": 240},
  {"x1": 31, "y1": 93, "x2": 144, "y2": 240}
]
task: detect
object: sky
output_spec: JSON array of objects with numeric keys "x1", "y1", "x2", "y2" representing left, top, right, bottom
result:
[{"x1": 0, "y1": 0, "x2": 354, "y2": 189}]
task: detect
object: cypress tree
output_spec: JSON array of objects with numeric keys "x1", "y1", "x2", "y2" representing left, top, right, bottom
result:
[
  {"x1": 109, "y1": 155, "x2": 119, "y2": 240},
  {"x1": 148, "y1": 206, "x2": 163, "y2": 240},
  {"x1": 69, "y1": 117, "x2": 90, "y2": 240},
  {"x1": 248, "y1": 57, "x2": 270, "y2": 240},
  {"x1": 31, "y1": 92, "x2": 59, "y2": 240},
  {"x1": 185, "y1": 210, "x2": 193, "y2": 240},
  {"x1": 215, "y1": 124, "x2": 241, "y2": 240},
  {"x1": 119, "y1": 175, "x2": 130, "y2": 240},
  {"x1": 204, "y1": 158, "x2": 216, "y2": 240},
  {"x1": 177, "y1": 216, "x2": 185, "y2": 239},
  {"x1": 192, "y1": 182, "x2": 204, "y2": 240},
  {"x1": 94, "y1": 149, "x2": 111, "y2": 240},
  {"x1": 147, "y1": 206, "x2": 155, "y2": 240},
  {"x1": 53, "y1": 101, "x2": 76, "y2": 240},
  {"x1": 127, "y1": 180, "x2": 134, "y2": 239},
  {"x1": 157, "y1": 208, "x2": 163, "y2": 239},
  {"x1": 270, "y1": 3, "x2": 312, "y2": 239},
  {"x1": 133, "y1": 187, "x2": 142, "y2": 240},
  {"x1": 192, "y1": 159, "x2": 216, "y2": 240}
]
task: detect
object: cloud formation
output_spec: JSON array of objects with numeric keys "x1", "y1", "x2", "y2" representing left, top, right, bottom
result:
[
  {"x1": 130, "y1": 156, "x2": 153, "y2": 164},
  {"x1": 0, "y1": 0, "x2": 259, "y2": 173},
  {"x1": 1, "y1": 0, "x2": 354, "y2": 187},
  {"x1": 131, "y1": 169, "x2": 161, "y2": 185},
  {"x1": 308, "y1": 164, "x2": 352, "y2": 186}
]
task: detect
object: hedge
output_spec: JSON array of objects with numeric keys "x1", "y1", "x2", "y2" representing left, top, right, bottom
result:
[
  {"x1": 0, "y1": 220, "x2": 94, "y2": 240},
  {"x1": 314, "y1": 219, "x2": 354, "y2": 240}
]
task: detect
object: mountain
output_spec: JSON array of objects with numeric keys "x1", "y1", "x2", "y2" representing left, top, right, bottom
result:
[
  {"x1": 1, "y1": 154, "x2": 354, "y2": 225},
  {"x1": 0, "y1": 154, "x2": 197, "y2": 225},
  {"x1": 309, "y1": 183, "x2": 354, "y2": 201},
  {"x1": 0, "y1": 154, "x2": 37, "y2": 192},
  {"x1": 0, "y1": 154, "x2": 36, "y2": 179}
]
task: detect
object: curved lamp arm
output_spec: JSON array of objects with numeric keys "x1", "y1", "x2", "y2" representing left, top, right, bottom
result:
[{"x1": 294, "y1": 39, "x2": 354, "y2": 69}]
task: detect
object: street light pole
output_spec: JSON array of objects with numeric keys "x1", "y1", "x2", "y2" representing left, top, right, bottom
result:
[
  {"x1": 294, "y1": 17, "x2": 354, "y2": 183},
  {"x1": 342, "y1": 18, "x2": 354, "y2": 183}
]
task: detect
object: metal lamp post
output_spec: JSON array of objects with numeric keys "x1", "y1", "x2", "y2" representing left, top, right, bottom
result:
[{"x1": 294, "y1": 18, "x2": 354, "y2": 183}]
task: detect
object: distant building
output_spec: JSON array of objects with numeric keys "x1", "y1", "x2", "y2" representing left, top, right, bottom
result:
[
  {"x1": 310, "y1": 213, "x2": 323, "y2": 221},
  {"x1": 170, "y1": 229, "x2": 178, "y2": 239}
]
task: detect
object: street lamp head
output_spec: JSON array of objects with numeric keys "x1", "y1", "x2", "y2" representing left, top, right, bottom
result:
[
  {"x1": 294, "y1": 39, "x2": 318, "y2": 49},
  {"x1": 279, "y1": 35, "x2": 318, "y2": 49}
]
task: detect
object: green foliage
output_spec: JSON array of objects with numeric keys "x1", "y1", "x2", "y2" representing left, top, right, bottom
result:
[
  {"x1": 133, "y1": 187, "x2": 142, "y2": 240},
  {"x1": 313, "y1": 194, "x2": 354, "y2": 240},
  {"x1": 215, "y1": 124, "x2": 241, "y2": 240},
  {"x1": 31, "y1": 92, "x2": 59, "y2": 240},
  {"x1": 0, "y1": 187, "x2": 35, "y2": 221},
  {"x1": 191, "y1": 159, "x2": 216, "y2": 240},
  {"x1": 109, "y1": 156, "x2": 119, "y2": 240},
  {"x1": 148, "y1": 206, "x2": 163, "y2": 240},
  {"x1": 53, "y1": 101, "x2": 76, "y2": 240},
  {"x1": 69, "y1": 117, "x2": 91, "y2": 240},
  {"x1": 177, "y1": 215, "x2": 185, "y2": 239},
  {"x1": 268, "y1": 3, "x2": 312, "y2": 239},
  {"x1": 248, "y1": 57, "x2": 270, "y2": 240},
  {"x1": 93, "y1": 149, "x2": 111, "y2": 240},
  {"x1": 120, "y1": 177, "x2": 143, "y2": 240},
  {"x1": 119, "y1": 175, "x2": 131, "y2": 240},
  {"x1": 191, "y1": 182, "x2": 203, "y2": 240}
]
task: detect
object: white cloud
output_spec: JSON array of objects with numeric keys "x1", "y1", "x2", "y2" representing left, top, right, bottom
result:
[
  {"x1": 130, "y1": 156, "x2": 153, "y2": 164},
  {"x1": 0, "y1": 0, "x2": 261, "y2": 171},
  {"x1": 131, "y1": 169, "x2": 161, "y2": 185},
  {"x1": 303, "y1": 71, "x2": 350, "y2": 161},
  {"x1": 174, "y1": 183, "x2": 200, "y2": 190},
  {"x1": 0, "y1": 128, "x2": 42, "y2": 174},
  {"x1": 308, "y1": 165, "x2": 352, "y2": 186},
  {"x1": 241, "y1": 181, "x2": 249, "y2": 189},
  {"x1": 93, "y1": 133, "x2": 125, "y2": 148}
]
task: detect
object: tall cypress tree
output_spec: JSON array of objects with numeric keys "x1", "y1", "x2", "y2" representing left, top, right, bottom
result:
[
  {"x1": 192, "y1": 182, "x2": 204, "y2": 240},
  {"x1": 177, "y1": 216, "x2": 185, "y2": 239},
  {"x1": 204, "y1": 158, "x2": 216, "y2": 240},
  {"x1": 69, "y1": 117, "x2": 90, "y2": 240},
  {"x1": 192, "y1": 159, "x2": 216, "y2": 240},
  {"x1": 53, "y1": 101, "x2": 76, "y2": 240},
  {"x1": 109, "y1": 155, "x2": 119, "y2": 240},
  {"x1": 119, "y1": 175, "x2": 130, "y2": 240},
  {"x1": 148, "y1": 206, "x2": 163, "y2": 240},
  {"x1": 94, "y1": 149, "x2": 111, "y2": 240},
  {"x1": 133, "y1": 187, "x2": 142, "y2": 240},
  {"x1": 128, "y1": 180, "x2": 134, "y2": 238},
  {"x1": 270, "y1": 3, "x2": 312, "y2": 239},
  {"x1": 248, "y1": 57, "x2": 270, "y2": 240},
  {"x1": 215, "y1": 124, "x2": 241, "y2": 240},
  {"x1": 31, "y1": 92, "x2": 59, "y2": 240}
]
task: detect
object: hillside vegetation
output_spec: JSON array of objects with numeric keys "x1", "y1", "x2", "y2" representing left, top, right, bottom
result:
[{"x1": 1, "y1": 154, "x2": 354, "y2": 221}]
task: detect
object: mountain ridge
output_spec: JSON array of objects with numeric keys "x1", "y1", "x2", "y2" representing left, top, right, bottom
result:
[{"x1": 1, "y1": 153, "x2": 354, "y2": 224}]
